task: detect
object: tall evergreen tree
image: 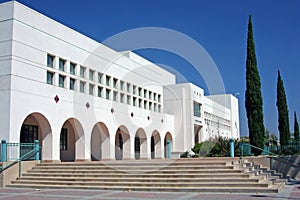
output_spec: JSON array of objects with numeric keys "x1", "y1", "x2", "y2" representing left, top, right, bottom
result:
[
  {"x1": 276, "y1": 70, "x2": 290, "y2": 145},
  {"x1": 245, "y1": 15, "x2": 265, "y2": 155},
  {"x1": 294, "y1": 112, "x2": 299, "y2": 141}
]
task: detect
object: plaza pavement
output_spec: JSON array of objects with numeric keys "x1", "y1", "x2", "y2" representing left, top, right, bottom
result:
[{"x1": 0, "y1": 180, "x2": 299, "y2": 200}]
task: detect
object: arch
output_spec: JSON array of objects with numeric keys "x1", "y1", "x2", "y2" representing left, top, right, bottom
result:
[
  {"x1": 164, "y1": 132, "x2": 173, "y2": 159},
  {"x1": 20, "y1": 112, "x2": 52, "y2": 160},
  {"x1": 91, "y1": 122, "x2": 110, "y2": 161},
  {"x1": 60, "y1": 118, "x2": 84, "y2": 162},
  {"x1": 115, "y1": 125, "x2": 130, "y2": 160},
  {"x1": 151, "y1": 130, "x2": 161, "y2": 159},
  {"x1": 135, "y1": 128, "x2": 147, "y2": 160}
]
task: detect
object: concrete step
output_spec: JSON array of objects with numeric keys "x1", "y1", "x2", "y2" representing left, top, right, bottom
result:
[
  {"x1": 17, "y1": 176, "x2": 261, "y2": 183},
  {"x1": 7, "y1": 183, "x2": 282, "y2": 193}
]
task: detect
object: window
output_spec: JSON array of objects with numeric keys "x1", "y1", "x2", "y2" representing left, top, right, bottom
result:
[
  {"x1": 158, "y1": 105, "x2": 162, "y2": 112},
  {"x1": 70, "y1": 63, "x2": 76, "y2": 75},
  {"x1": 139, "y1": 99, "x2": 142, "y2": 108},
  {"x1": 106, "y1": 75, "x2": 111, "y2": 86},
  {"x1": 127, "y1": 83, "x2": 131, "y2": 93},
  {"x1": 89, "y1": 70, "x2": 94, "y2": 81},
  {"x1": 89, "y1": 84, "x2": 94, "y2": 95},
  {"x1": 133, "y1": 97, "x2": 137, "y2": 106},
  {"x1": 113, "y1": 78, "x2": 118, "y2": 89},
  {"x1": 144, "y1": 101, "x2": 148, "y2": 109},
  {"x1": 70, "y1": 78, "x2": 75, "y2": 90},
  {"x1": 80, "y1": 81, "x2": 85, "y2": 93},
  {"x1": 98, "y1": 86, "x2": 103, "y2": 97},
  {"x1": 58, "y1": 75, "x2": 65, "y2": 88},
  {"x1": 98, "y1": 73, "x2": 103, "y2": 84},
  {"x1": 120, "y1": 93, "x2": 125, "y2": 103},
  {"x1": 133, "y1": 85, "x2": 137, "y2": 95},
  {"x1": 47, "y1": 54, "x2": 54, "y2": 68},
  {"x1": 154, "y1": 103, "x2": 157, "y2": 112},
  {"x1": 158, "y1": 94, "x2": 161, "y2": 102},
  {"x1": 149, "y1": 102, "x2": 152, "y2": 110},
  {"x1": 60, "y1": 128, "x2": 68, "y2": 150},
  {"x1": 46, "y1": 71, "x2": 54, "y2": 85},
  {"x1": 154, "y1": 93, "x2": 157, "y2": 101},
  {"x1": 59, "y1": 59, "x2": 65, "y2": 71},
  {"x1": 127, "y1": 95, "x2": 131, "y2": 105},
  {"x1": 20, "y1": 124, "x2": 38, "y2": 143},
  {"x1": 149, "y1": 91, "x2": 152, "y2": 100},
  {"x1": 80, "y1": 66, "x2": 85, "y2": 78},
  {"x1": 193, "y1": 102, "x2": 202, "y2": 117},
  {"x1": 144, "y1": 90, "x2": 147, "y2": 98},
  {"x1": 113, "y1": 91, "x2": 118, "y2": 101},
  {"x1": 106, "y1": 89, "x2": 111, "y2": 100},
  {"x1": 120, "y1": 81, "x2": 124, "y2": 91},
  {"x1": 138, "y1": 87, "x2": 142, "y2": 96}
]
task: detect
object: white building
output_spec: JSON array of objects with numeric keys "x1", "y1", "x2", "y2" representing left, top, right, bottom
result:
[{"x1": 0, "y1": 1, "x2": 239, "y2": 162}]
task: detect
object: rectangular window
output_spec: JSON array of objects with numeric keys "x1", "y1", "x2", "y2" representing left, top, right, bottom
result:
[
  {"x1": 98, "y1": 86, "x2": 103, "y2": 97},
  {"x1": 70, "y1": 78, "x2": 75, "y2": 90},
  {"x1": 70, "y1": 63, "x2": 76, "y2": 75},
  {"x1": 20, "y1": 124, "x2": 38, "y2": 143},
  {"x1": 149, "y1": 91, "x2": 152, "y2": 100},
  {"x1": 127, "y1": 83, "x2": 131, "y2": 93},
  {"x1": 59, "y1": 59, "x2": 65, "y2": 71},
  {"x1": 133, "y1": 97, "x2": 137, "y2": 106},
  {"x1": 60, "y1": 128, "x2": 68, "y2": 150},
  {"x1": 154, "y1": 93, "x2": 157, "y2": 101},
  {"x1": 106, "y1": 75, "x2": 111, "y2": 86},
  {"x1": 120, "y1": 93, "x2": 125, "y2": 103},
  {"x1": 80, "y1": 81, "x2": 85, "y2": 93},
  {"x1": 158, "y1": 105, "x2": 161, "y2": 112},
  {"x1": 59, "y1": 75, "x2": 65, "y2": 88},
  {"x1": 149, "y1": 102, "x2": 152, "y2": 110},
  {"x1": 138, "y1": 87, "x2": 142, "y2": 96},
  {"x1": 46, "y1": 71, "x2": 54, "y2": 85},
  {"x1": 158, "y1": 94, "x2": 161, "y2": 102},
  {"x1": 113, "y1": 91, "x2": 118, "y2": 101},
  {"x1": 154, "y1": 103, "x2": 157, "y2": 112},
  {"x1": 89, "y1": 70, "x2": 94, "y2": 81},
  {"x1": 47, "y1": 54, "x2": 54, "y2": 68},
  {"x1": 98, "y1": 73, "x2": 103, "y2": 84},
  {"x1": 89, "y1": 84, "x2": 94, "y2": 95},
  {"x1": 106, "y1": 89, "x2": 111, "y2": 100},
  {"x1": 144, "y1": 101, "x2": 148, "y2": 109},
  {"x1": 120, "y1": 81, "x2": 124, "y2": 91},
  {"x1": 144, "y1": 90, "x2": 147, "y2": 98},
  {"x1": 193, "y1": 101, "x2": 202, "y2": 117},
  {"x1": 133, "y1": 85, "x2": 137, "y2": 95},
  {"x1": 80, "y1": 66, "x2": 85, "y2": 78},
  {"x1": 113, "y1": 78, "x2": 118, "y2": 89},
  {"x1": 127, "y1": 95, "x2": 131, "y2": 105},
  {"x1": 139, "y1": 99, "x2": 142, "y2": 108}
]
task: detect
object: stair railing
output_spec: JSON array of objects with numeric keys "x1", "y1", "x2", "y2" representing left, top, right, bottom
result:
[{"x1": 1, "y1": 140, "x2": 40, "y2": 177}]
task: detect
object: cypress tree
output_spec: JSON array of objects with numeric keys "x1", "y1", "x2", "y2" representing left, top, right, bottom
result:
[
  {"x1": 276, "y1": 70, "x2": 290, "y2": 145},
  {"x1": 245, "y1": 16, "x2": 265, "y2": 155},
  {"x1": 294, "y1": 112, "x2": 299, "y2": 141}
]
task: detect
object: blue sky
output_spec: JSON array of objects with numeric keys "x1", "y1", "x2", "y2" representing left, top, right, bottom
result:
[{"x1": 2, "y1": 0, "x2": 299, "y2": 137}]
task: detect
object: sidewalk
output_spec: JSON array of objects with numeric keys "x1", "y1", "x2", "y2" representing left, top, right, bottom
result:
[{"x1": 0, "y1": 180, "x2": 299, "y2": 200}]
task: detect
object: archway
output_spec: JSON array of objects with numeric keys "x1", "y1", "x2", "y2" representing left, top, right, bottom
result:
[
  {"x1": 135, "y1": 128, "x2": 147, "y2": 160},
  {"x1": 164, "y1": 132, "x2": 173, "y2": 159},
  {"x1": 151, "y1": 131, "x2": 161, "y2": 159},
  {"x1": 60, "y1": 118, "x2": 84, "y2": 162},
  {"x1": 91, "y1": 122, "x2": 110, "y2": 161},
  {"x1": 115, "y1": 125, "x2": 130, "y2": 160},
  {"x1": 20, "y1": 113, "x2": 52, "y2": 160}
]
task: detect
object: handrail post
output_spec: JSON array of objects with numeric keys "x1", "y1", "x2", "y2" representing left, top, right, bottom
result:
[
  {"x1": 230, "y1": 138, "x2": 234, "y2": 157},
  {"x1": 35, "y1": 140, "x2": 39, "y2": 160},
  {"x1": 1, "y1": 140, "x2": 7, "y2": 162}
]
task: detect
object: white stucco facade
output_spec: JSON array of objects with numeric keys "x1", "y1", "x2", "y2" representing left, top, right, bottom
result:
[{"x1": 0, "y1": 1, "x2": 239, "y2": 162}]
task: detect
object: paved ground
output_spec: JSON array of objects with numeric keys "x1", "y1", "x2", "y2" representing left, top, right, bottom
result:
[{"x1": 0, "y1": 180, "x2": 299, "y2": 200}]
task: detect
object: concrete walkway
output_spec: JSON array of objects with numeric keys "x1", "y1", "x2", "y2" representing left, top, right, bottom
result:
[{"x1": 0, "y1": 180, "x2": 299, "y2": 200}]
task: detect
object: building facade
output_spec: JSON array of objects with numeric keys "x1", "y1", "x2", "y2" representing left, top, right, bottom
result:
[{"x1": 0, "y1": 1, "x2": 239, "y2": 162}]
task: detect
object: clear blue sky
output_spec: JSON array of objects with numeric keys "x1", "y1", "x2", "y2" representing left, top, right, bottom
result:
[{"x1": 2, "y1": 0, "x2": 299, "y2": 138}]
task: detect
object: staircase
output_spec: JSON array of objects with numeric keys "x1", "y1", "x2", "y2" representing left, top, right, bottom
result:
[{"x1": 7, "y1": 158, "x2": 286, "y2": 193}]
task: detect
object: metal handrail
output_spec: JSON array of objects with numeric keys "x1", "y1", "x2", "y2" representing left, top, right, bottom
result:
[{"x1": 0, "y1": 148, "x2": 38, "y2": 176}]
